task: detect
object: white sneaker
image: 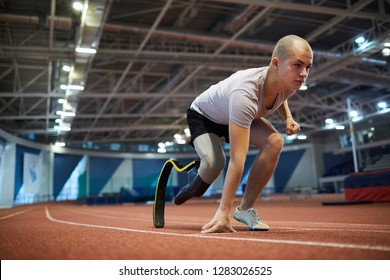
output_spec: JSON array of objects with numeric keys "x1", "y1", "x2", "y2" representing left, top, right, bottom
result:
[{"x1": 234, "y1": 206, "x2": 269, "y2": 231}]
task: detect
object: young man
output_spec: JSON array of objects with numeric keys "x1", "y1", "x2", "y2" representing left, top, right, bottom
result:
[{"x1": 174, "y1": 35, "x2": 313, "y2": 234}]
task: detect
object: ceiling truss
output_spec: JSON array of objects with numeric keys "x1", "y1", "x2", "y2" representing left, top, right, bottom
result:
[{"x1": 0, "y1": 0, "x2": 389, "y2": 151}]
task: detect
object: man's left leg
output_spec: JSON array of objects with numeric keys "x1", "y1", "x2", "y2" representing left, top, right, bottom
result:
[
  {"x1": 234, "y1": 118, "x2": 283, "y2": 230},
  {"x1": 240, "y1": 118, "x2": 283, "y2": 209}
]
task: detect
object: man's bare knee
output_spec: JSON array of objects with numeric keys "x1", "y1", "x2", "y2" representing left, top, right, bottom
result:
[{"x1": 268, "y1": 133, "x2": 284, "y2": 154}]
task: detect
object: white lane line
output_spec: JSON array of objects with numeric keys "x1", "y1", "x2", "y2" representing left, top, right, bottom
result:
[
  {"x1": 65, "y1": 205, "x2": 390, "y2": 227},
  {"x1": 55, "y1": 206, "x2": 390, "y2": 234},
  {"x1": 264, "y1": 226, "x2": 390, "y2": 234},
  {"x1": 45, "y1": 207, "x2": 390, "y2": 252},
  {"x1": 273, "y1": 220, "x2": 390, "y2": 228},
  {"x1": 0, "y1": 208, "x2": 33, "y2": 220}
]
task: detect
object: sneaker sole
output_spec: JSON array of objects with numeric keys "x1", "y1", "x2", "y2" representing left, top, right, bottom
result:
[{"x1": 234, "y1": 216, "x2": 269, "y2": 231}]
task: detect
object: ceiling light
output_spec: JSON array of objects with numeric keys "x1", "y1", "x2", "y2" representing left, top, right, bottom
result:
[
  {"x1": 299, "y1": 84, "x2": 308, "y2": 91},
  {"x1": 55, "y1": 142, "x2": 66, "y2": 147},
  {"x1": 297, "y1": 135, "x2": 307, "y2": 140},
  {"x1": 157, "y1": 147, "x2": 166, "y2": 153},
  {"x1": 54, "y1": 126, "x2": 71, "y2": 131},
  {"x1": 286, "y1": 134, "x2": 297, "y2": 140},
  {"x1": 72, "y1": 2, "x2": 83, "y2": 11},
  {"x1": 384, "y1": 42, "x2": 390, "y2": 47},
  {"x1": 355, "y1": 36, "x2": 365, "y2": 44},
  {"x1": 67, "y1": 85, "x2": 84, "y2": 90},
  {"x1": 60, "y1": 84, "x2": 84, "y2": 91},
  {"x1": 56, "y1": 110, "x2": 76, "y2": 117},
  {"x1": 325, "y1": 118, "x2": 334, "y2": 124},
  {"x1": 378, "y1": 102, "x2": 387, "y2": 109},
  {"x1": 349, "y1": 110, "x2": 358, "y2": 117},
  {"x1": 58, "y1": 98, "x2": 66, "y2": 104},
  {"x1": 62, "y1": 65, "x2": 71, "y2": 72},
  {"x1": 75, "y1": 47, "x2": 97, "y2": 54},
  {"x1": 55, "y1": 119, "x2": 62, "y2": 124},
  {"x1": 335, "y1": 125, "x2": 345, "y2": 130},
  {"x1": 382, "y1": 48, "x2": 390, "y2": 57},
  {"x1": 62, "y1": 111, "x2": 76, "y2": 117}
]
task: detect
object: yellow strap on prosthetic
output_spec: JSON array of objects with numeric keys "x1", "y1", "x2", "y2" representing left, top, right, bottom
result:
[{"x1": 166, "y1": 159, "x2": 198, "y2": 173}]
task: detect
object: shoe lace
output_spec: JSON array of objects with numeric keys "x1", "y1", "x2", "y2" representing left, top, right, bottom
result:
[{"x1": 246, "y1": 208, "x2": 262, "y2": 223}]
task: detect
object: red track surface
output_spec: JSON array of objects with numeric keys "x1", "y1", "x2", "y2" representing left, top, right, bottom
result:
[{"x1": 1, "y1": 194, "x2": 390, "y2": 260}]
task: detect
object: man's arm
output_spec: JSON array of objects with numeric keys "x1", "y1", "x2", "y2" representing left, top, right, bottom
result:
[
  {"x1": 278, "y1": 100, "x2": 293, "y2": 120},
  {"x1": 278, "y1": 100, "x2": 300, "y2": 135},
  {"x1": 219, "y1": 121, "x2": 249, "y2": 211},
  {"x1": 201, "y1": 121, "x2": 249, "y2": 233}
]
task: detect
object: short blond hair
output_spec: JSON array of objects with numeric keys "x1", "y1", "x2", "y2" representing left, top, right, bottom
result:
[{"x1": 272, "y1": 35, "x2": 311, "y2": 61}]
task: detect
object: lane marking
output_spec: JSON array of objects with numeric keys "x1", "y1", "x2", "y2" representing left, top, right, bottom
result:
[
  {"x1": 45, "y1": 207, "x2": 390, "y2": 252},
  {"x1": 64, "y1": 205, "x2": 390, "y2": 228},
  {"x1": 57, "y1": 206, "x2": 390, "y2": 234},
  {"x1": 272, "y1": 220, "x2": 390, "y2": 228},
  {"x1": 0, "y1": 208, "x2": 33, "y2": 220}
]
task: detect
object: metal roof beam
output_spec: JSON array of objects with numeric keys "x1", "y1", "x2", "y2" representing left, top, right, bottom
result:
[{"x1": 211, "y1": 0, "x2": 388, "y2": 20}]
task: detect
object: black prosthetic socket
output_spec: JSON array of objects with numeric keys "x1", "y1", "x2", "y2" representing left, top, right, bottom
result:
[{"x1": 174, "y1": 174, "x2": 210, "y2": 205}]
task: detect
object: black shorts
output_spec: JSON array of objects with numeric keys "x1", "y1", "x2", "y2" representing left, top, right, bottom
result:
[{"x1": 187, "y1": 108, "x2": 229, "y2": 146}]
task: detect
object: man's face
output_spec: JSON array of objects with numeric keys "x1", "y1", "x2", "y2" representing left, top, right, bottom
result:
[{"x1": 279, "y1": 42, "x2": 313, "y2": 91}]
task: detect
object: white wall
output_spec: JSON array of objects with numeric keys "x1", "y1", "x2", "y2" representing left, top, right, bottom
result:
[{"x1": 0, "y1": 143, "x2": 16, "y2": 208}]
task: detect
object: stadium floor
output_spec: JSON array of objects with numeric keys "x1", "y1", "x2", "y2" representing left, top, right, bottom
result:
[{"x1": 1, "y1": 194, "x2": 389, "y2": 260}]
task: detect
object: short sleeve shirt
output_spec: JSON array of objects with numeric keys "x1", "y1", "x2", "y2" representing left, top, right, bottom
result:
[{"x1": 190, "y1": 67, "x2": 292, "y2": 128}]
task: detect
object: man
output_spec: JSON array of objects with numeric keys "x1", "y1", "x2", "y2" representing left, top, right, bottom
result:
[{"x1": 174, "y1": 35, "x2": 313, "y2": 234}]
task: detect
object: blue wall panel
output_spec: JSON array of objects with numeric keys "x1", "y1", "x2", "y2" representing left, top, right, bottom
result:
[
  {"x1": 322, "y1": 152, "x2": 354, "y2": 176},
  {"x1": 274, "y1": 149, "x2": 305, "y2": 193},
  {"x1": 132, "y1": 158, "x2": 167, "y2": 199},
  {"x1": 53, "y1": 154, "x2": 83, "y2": 197},
  {"x1": 89, "y1": 156, "x2": 123, "y2": 196}
]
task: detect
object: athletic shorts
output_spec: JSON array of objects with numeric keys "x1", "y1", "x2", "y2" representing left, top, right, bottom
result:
[{"x1": 187, "y1": 108, "x2": 229, "y2": 146}]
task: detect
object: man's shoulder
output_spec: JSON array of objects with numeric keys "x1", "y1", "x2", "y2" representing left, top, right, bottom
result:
[
  {"x1": 235, "y1": 66, "x2": 268, "y2": 75},
  {"x1": 227, "y1": 67, "x2": 267, "y2": 91}
]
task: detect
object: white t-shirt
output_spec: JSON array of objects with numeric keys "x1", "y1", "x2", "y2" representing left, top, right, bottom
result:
[{"x1": 190, "y1": 67, "x2": 293, "y2": 128}]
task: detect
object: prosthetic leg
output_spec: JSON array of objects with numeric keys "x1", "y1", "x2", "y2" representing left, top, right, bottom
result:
[
  {"x1": 173, "y1": 172, "x2": 210, "y2": 205},
  {"x1": 153, "y1": 159, "x2": 200, "y2": 228}
]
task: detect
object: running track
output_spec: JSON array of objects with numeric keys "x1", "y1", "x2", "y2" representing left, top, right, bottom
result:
[{"x1": 1, "y1": 194, "x2": 389, "y2": 260}]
